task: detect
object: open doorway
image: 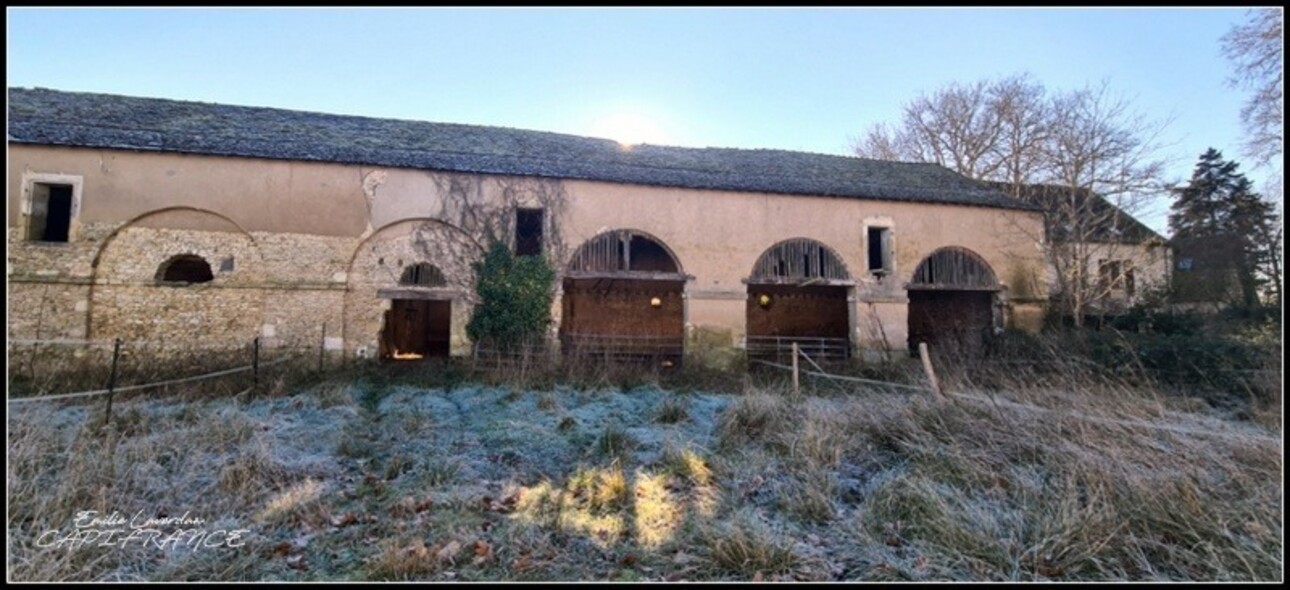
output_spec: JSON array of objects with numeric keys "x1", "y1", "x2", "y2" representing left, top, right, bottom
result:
[{"x1": 381, "y1": 299, "x2": 451, "y2": 360}]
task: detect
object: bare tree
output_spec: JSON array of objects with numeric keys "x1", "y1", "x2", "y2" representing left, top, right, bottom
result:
[
  {"x1": 989, "y1": 74, "x2": 1051, "y2": 199},
  {"x1": 1222, "y1": 8, "x2": 1284, "y2": 168},
  {"x1": 1256, "y1": 177, "x2": 1283, "y2": 306},
  {"x1": 855, "y1": 78, "x2": 1007, "y2": 179},
  {"x1": 852, "y1": 122, "x2": 907, "y2": 162},
  {"x1": 853, "y1": 75, "x2": 1172, "y2": 326}
]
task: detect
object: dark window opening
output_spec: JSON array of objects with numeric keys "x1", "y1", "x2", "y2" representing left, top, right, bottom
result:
[
  {"x1": 219, "y1": 257, "x2": 235, "y2": 272},
  {"x1": 28, "y1": 183, "x2": 73, "y2": 243},
  {"x1": 157, "y1": 255, "x2": 214, "y2": 284},
  {"x1": 1099, "y1": 259, "x2": 1134, "y2": 295},
  {"x1": 867, "y1": 227, "x2": 890, "y2": 274},
  {"x1": 400, "y1": 262, "x2": 445, "y2": 287},
  {"x1": 628, "y1": 236, "x2": 678, "y2": 272},
  {"x1": 515, "y1": 208, "x2": 545, "y2": 257}
]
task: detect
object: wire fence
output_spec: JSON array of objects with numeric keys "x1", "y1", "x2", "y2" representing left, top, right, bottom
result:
[
  {"x1": 753, "y1": 345, "x2": 1281, "y2": 444},
  {"x1": 5, "y1": 333, "x2": 331, "y2": 433},
  {"x1": 6, "y1": 322, "x2": 347, "y2": 404}
]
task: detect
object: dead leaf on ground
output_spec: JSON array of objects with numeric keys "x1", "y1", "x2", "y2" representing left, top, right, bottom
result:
[{"x1": 436, "y1": 540, "x2": 462, "y2": 564}]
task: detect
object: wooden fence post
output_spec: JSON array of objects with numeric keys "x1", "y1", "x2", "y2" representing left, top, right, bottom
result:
[
  {"x1": 791, "y1": 342, "x2": 800, "y2": 396},
  {"x1": 918, "y1": 342, "x2": 945, "y2": 400},
  {"x1": 103, "y1": 338, "x2": 122, "y2": 429},
  {"x1": 248, "y1": 337, "x2": 260, "y2": 404}
]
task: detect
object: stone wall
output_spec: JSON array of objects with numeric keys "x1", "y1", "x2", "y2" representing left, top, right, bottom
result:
[{"x1": 343, "y1": 219, "x2": 484, "y2": 357}]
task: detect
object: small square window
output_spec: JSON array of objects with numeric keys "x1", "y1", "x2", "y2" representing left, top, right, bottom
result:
[{"x1": 27, "y1": 183, "x2": 74, "y2": 243}]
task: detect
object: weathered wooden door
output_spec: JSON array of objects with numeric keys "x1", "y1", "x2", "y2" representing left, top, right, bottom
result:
[
  {"x1": 907, "y1": 290, "x2": 993, "y2": 357},
  {"x1": 382, "y1": 299, "x2": 451, "y2": 359}
]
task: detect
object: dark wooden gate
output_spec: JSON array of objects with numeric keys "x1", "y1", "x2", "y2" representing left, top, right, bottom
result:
[
  {"x1": 746, "y1": 285, "x2": 851, "y2": 361},
  {"x1": 560, "y1": 277, "x2": 685, "y2": 363},
  {"x1": 905, "y1": 247, "x2": 1000, "y2": 357},
  {"x1": 381, "y1": 299, "x2": 451, "y2": 360},
  {"x1": 907, "y1": 290, "x2": 993, "y2": 356}
]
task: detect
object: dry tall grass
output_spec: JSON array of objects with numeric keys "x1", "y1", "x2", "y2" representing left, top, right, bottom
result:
[{"x1": 6, "y1": 344, "x2": 1282, "y2": 581}]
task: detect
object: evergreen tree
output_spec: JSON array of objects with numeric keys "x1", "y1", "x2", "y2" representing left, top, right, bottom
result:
[{"x1": 1168, "y1": 148, "x2": 1276, "y2": 309}]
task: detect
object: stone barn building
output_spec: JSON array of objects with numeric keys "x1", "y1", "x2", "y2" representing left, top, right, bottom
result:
[{"x1": 7, "y1": 88, "x2": 1049, "y2": 362}]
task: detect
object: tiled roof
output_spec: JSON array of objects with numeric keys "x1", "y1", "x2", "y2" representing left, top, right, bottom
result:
[
  {"x1": 9, "y1": 87, "x2": 1034, "y2": 211},
  {"x1": 985, "y1": 181, "x2": 1165, "y2": 244}
]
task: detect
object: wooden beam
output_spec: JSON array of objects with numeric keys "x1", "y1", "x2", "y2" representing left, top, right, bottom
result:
[
  {"x1": 791, "y1": 342, "x2": 800, "y2": 397},
  {"x1": 565, "y1": 271, "x2": 690, "y2": 282},
  {"x1": 906, "y1": 284, "x2": 1001, "y2": 292},
  {"x1": 744, "y1": 278, "x2": 856, "y2": 287},
  {"x1": 376, "y1": 287, "x2": 463, "y2": 300}
]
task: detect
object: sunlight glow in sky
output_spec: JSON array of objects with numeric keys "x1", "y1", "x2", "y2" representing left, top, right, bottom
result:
[
  {"x1": 7, "y1": 7, "x2": 1276, "y2": 233},
  {"x1": 588, "y1": 110, "x2": 674, "y2": 146}
]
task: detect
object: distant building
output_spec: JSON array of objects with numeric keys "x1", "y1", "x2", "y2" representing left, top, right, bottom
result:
[
  {"x1": 8, "y1": 88, "x2": 1050, "y2": 361},
  {"x1": 1168, "y1": 233, "x2": 1244, "y2": 312},
  {"x1": 989, "y1": 182, "x2": 1171, "y2": 319}
]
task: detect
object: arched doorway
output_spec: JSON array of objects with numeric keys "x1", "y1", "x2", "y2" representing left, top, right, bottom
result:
[
  {"x1": 344, "y1": 218, "x2": 482, "y2": 361},
  {"x1": 906, "y1": 247, "x2": 1000, "y2": 356},
  {"x1": 746, "y1": 238, "x2": 853, "y2": 361},
  {"x1": 380, "y1": 262, "x2": 452, "y2": 360},
  {"x1": 561, "y1": 229, "x2": 687, "y2": 364}
]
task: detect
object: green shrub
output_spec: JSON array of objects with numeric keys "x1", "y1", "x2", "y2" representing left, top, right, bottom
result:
[{"x1": 466, "y1": 242, "x2": 556, "y2": 349}]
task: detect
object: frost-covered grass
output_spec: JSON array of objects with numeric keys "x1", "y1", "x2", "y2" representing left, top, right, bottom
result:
[{"x1": 7, "y1": 367, "x2": 1282, "y2": 581}]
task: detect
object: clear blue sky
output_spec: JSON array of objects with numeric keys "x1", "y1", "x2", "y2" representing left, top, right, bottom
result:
[{"x1": 6, "y1": 7, "x2": 1274, "y2": 233}]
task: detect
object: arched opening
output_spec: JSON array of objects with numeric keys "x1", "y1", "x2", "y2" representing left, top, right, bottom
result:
[
  {"x1": 567, "y1": 229, "x2": 682, "y2": 275},
  {"x1": 88, "y1": 207, "x2": 262, "y2": 344},
  {"x1": 382, "y1": 262, "x2": 452, "y2": 361},
  {"x1": 156, "y1": 254, "x2": 214, "y2": 284},
  {"x1": 400, "y1": 262, "x2": 446, "y2": 287},
  {"x1": 561, "y1": 229, "x2": 686, "y2": 365},
  {"x1": 746, "y1": 238, "x2": 853, "y2": 361},
  {"x1": 344, "y1": 217, "x2": 482, "y2": 362},
  {"x1": 906, "y1": 247, "x2": 1000, "y2": 356}
]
